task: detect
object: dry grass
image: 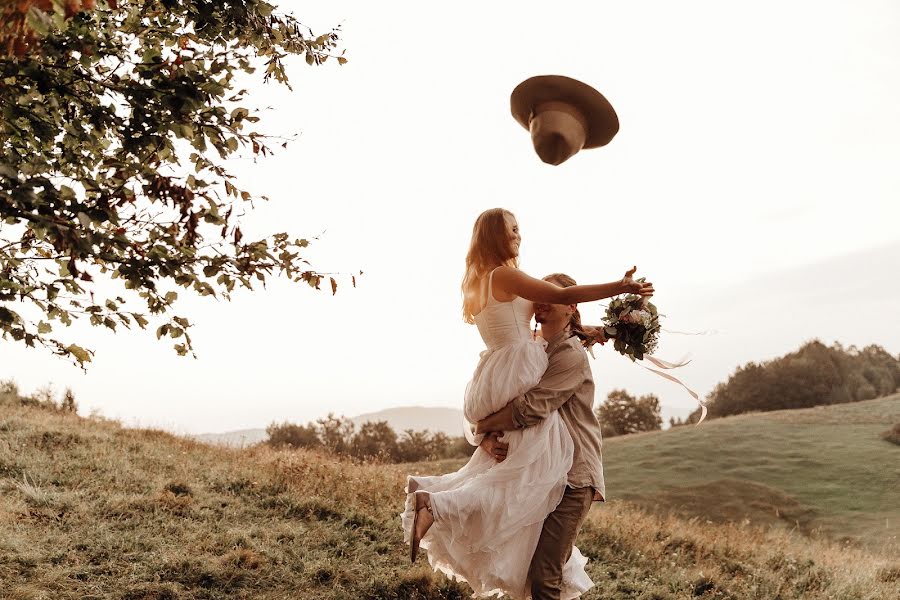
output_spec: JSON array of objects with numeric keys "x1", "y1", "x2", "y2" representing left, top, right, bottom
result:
[
  {"x1": 0, "y1": 393, "x2": 897, "y2": 599},
  {"x1": 578, "y1": 502, "x2": 897, "y2": 599}
]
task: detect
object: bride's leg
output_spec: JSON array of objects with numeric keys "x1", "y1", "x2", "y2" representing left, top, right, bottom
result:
[
  {"x1": 410, "y1": 491, "x2": 435, "y2": 563},
  {"x1": 415, "y1": 492, "x2": 434, "y2": 529}
]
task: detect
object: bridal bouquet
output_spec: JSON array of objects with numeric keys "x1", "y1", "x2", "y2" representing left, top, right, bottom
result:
[
  {"x1": 601, "y1": 285, "x2": 660, "y2": 361},
  {"x1": 596, "y1": 282, "x2": 708, "y2": 423}
]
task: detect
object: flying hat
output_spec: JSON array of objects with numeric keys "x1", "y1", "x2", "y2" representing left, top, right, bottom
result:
[{"x1": 510, "y1": 75, "x2": 619, "y2": 165}]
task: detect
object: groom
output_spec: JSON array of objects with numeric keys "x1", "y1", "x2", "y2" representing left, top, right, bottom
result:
[{"x1": 475, "y1": 272, "x2": 608, "y2": 600}]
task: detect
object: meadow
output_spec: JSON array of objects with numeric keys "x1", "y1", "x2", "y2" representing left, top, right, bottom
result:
[
  {"x1": 603, "y1": 396, "x2": 900, "y2": 552},
  {"x1": 0, "y1": 390, "x2": 898, "y2": 599}
]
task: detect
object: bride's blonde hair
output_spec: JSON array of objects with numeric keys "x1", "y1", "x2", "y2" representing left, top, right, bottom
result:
[{"x1": 461, "y1": 208, "x2": 519, "y2": 324}]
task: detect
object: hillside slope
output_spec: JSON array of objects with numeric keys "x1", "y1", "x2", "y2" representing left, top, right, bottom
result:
[
  {"x1": 1, "y1": 394, "x2": 897, "y2": 599},
  {"x1": 602, "y1": 395, "x2": 900, "y2": 550}
]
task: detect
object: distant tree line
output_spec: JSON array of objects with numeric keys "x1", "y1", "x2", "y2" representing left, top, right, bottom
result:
[
  {"x1": 8, "y1": 338, "x2": 896, "y2": 449},
  {"x1": 684, "y1": 341, "x2": 900, "y2": 422},
  {"x1": 266, "y1": 414, "x2": 476, "y2": 463}
]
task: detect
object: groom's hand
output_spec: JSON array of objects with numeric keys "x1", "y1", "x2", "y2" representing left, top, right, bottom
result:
[
  {"x1": 480, "y1": 432, "x2": 508, "y2": 462},
  {"x1": 583, "y1": 325, "x2": 608, "y2": 346}
]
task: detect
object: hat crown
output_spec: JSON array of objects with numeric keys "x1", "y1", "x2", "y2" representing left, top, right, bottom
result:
[
  {"x1": 529, "y1": 107, "x2": 587, "y2": 166},
  {"x1": 511, "y1": 75, "x2": 619, "y2": 165}
]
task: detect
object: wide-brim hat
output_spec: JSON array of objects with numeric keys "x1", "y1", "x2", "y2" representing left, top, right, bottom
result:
[{"x1": 510, "y1": 75, "x2": 619, "y2": 150}]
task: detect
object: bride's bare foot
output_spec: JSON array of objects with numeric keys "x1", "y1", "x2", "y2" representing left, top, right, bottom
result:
[{"x1": 410, "y1": 491, "x2": 434, "y2": 564}]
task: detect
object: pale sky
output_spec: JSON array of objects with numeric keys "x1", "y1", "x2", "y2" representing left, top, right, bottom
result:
[{"x1": 2, "y1": 0, "x2": 899, "y2": 434}]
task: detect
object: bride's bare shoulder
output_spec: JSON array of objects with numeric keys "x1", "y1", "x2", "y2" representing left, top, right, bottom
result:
[
  {"x1": 490, "y1": 266, "x2": 523, "y2": 302},
  {"x1": 493, "y1": 265, "x2": 540, "y2": 286}
]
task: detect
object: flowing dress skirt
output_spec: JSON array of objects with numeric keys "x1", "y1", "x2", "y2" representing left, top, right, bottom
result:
[{"x1": 401, "y1": 339, "x2": 593, "y2": 599}]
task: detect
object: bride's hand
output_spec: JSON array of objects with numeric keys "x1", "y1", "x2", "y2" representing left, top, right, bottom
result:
[{"x1": 622, "y1": 266, "x2": 654, "y2": 297}]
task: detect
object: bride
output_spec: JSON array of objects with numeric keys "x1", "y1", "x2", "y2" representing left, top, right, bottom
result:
[{"x1": 400, "y1": 208, "x2": 653, "y2": 599}]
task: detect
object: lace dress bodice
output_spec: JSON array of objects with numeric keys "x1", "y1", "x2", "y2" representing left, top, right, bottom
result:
[{"x1": 464, "y1": 270, "x2": 547, "y2": 422}]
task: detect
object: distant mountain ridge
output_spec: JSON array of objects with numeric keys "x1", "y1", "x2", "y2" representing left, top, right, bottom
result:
[
  {"x1": 349, "y1": 406, "x2": 465, "y2": 436},
  {"x1": 192, "y1": 428, "x2": 269, "y2": 448},
  {"x1": 192, "y1": 405, "x2": 465, "y2": 447}
]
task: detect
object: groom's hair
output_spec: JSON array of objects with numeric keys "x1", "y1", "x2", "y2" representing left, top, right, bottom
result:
[{"x1": 542, "y1": 273, "x2": 592, "y2": 348}]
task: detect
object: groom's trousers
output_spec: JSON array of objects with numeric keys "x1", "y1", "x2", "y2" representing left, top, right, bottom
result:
[{"x1": 528, "y1": 485, "x2": 594, "y2": 600}]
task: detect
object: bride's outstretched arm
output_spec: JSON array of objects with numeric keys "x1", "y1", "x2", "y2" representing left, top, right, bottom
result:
[{"x1": 492, "y1": 265, "x2": 654, "y2": 305}]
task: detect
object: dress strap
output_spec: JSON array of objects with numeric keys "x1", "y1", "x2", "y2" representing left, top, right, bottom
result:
[{"x1": 483, "y1": 267, "x2": 500, "y2": 308}]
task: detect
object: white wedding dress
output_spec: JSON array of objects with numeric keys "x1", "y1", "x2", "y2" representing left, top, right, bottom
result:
[{"x1": 401, "y1": 275, "x2": 593, "y2": 599}]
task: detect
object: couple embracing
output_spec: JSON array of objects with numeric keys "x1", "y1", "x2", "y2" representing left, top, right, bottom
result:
[{"x1": 401, "y1": 208, "x2": 654, "y2": 599}]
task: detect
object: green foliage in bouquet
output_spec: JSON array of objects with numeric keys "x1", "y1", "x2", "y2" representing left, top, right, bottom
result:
[
  {"x1": 0, "y1": 1, "x2": 346, "y2": 366},
  {"x1": 602, "y1": 289, "x2": 660, "y2": 362}
]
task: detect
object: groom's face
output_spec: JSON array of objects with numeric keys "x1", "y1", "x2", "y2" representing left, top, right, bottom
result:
[
  {"x1": 534, "y1": 282, "x2": 575, "y2": 328},
  {"x1": 534, "y1": 301, "x2": 573, "y2": 326}
]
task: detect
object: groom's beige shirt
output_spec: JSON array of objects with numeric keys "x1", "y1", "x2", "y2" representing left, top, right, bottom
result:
[{"x1": 510, "y1": 329, "x2": 606, "y2": 501}]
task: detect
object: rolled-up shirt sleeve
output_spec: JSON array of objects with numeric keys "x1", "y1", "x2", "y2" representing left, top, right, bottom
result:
[{"x1": 511, "y1": 342, "x2": 585, "y2": 428}]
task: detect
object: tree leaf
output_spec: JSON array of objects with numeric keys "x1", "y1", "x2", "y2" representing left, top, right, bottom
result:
[{"x1": 66, "y1": 344, "x2": 92, "y2": 364}]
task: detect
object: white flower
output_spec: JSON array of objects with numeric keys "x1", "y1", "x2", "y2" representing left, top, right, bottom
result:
[{"x1": 625, "y1": 309, "x2": 652, "y2": 327}]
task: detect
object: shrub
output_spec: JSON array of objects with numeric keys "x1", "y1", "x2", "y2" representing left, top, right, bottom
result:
[
  {"x1": 266, "y1": 422, "x2": 320, "y2": 449},
  {"x1": 1, "y1": 382, "x2": 79, "y2": 413},
  {"x1": 351, "y1": 421, "x2": 398, "y2": 461},
  {"x1": 596, "y1": 390, "x2": 663, "y2": 437},
  {"x1": 60, "y1": 388, "x2": 78, "y2": 413},
  {"x1": 880, "y1": 423, "x2": 900, "y2": 446}
]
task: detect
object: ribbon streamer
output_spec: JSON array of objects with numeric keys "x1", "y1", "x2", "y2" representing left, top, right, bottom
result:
[
  {"x1": 641, "y1": 363, "x2": 707, "y2": 425},
  {"x1": 644, "y1": 355, "x2": 691, "y2": 369},
  {"x1": 662, "y1": 328, "x2": 721, "y2": 336},
  {"x1": 588, "y1": 349, "x2": 708, "y2": 424}
]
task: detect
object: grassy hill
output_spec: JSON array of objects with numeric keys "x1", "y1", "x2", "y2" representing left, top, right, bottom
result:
[
  {"x1": 1, "y1": 393, "x2": 898, "y2": 599},
  {"x1": 603, "y1": 395, "x2": 900, "y2": 552}
]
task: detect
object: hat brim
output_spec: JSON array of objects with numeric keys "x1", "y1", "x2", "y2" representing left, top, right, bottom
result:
[{"x1": 510, "y1": 75, "x2": 619, "y2": 149}]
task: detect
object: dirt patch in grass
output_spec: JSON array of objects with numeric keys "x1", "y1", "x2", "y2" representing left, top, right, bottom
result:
[{"x1": 622, "y1": 478, "x2": 820, "y2": 534}]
